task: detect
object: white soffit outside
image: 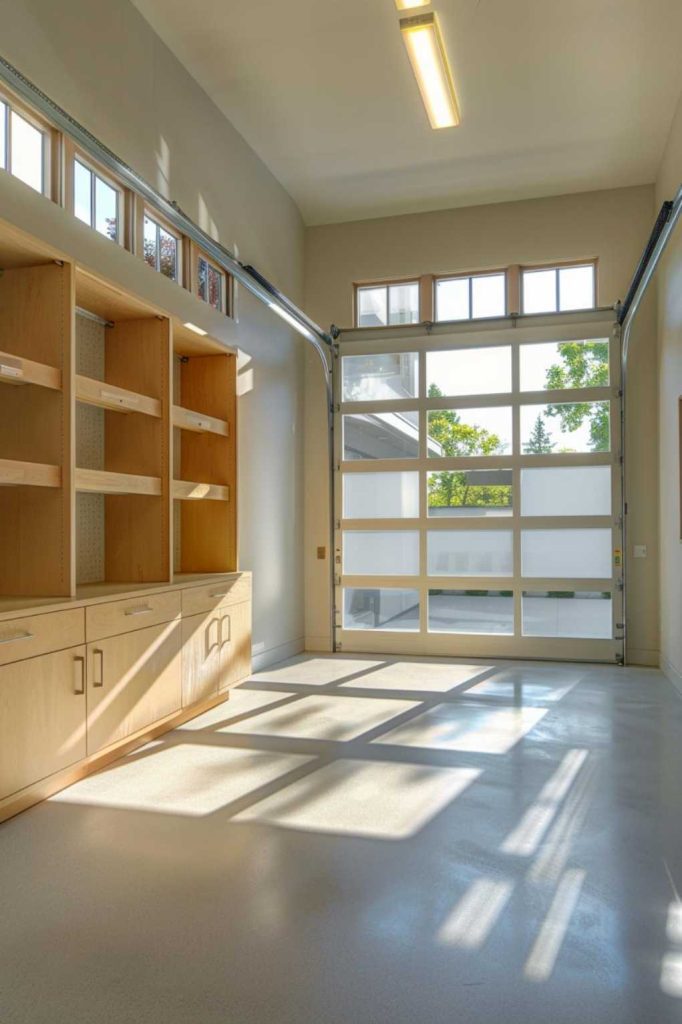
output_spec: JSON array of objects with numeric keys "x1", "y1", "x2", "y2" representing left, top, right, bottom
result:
[{"x1": 131, "y1": 0, "x2": 682, "y2": 225}]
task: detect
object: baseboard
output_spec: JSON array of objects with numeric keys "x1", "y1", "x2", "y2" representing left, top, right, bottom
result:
[
  {"x1": 251, "y1": 636, "x2": 304, "y2": 672},
  {"x1": 626, "y1": 648, "x2": 660, "y2": 668},
  {"x1": 661, "y1": 655, "x2": 682, "y2": 696}
]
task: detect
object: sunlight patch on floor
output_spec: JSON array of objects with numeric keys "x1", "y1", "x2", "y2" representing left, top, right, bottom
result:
[
  {"x1": 373, "y1": 703, "x2": 547, "y2": 754},
  {"x1": 524, "y1": 869, "x2": 586, "y2": 981},
  {"x1": 437, "y1": 877, "x2": 514, "y2": 949},
  {"x1": 501, "y1": 749, "x2": 589, "y2": 856},
  {"x1": 339, "y1": 661, "x2": 494, "y2": 693},
  {"x1": 176, "y1": 689, "x2": 298, "y2": 731},
  {"x1": 250, "y1": 656, "x2": 385, "y2": 687}
]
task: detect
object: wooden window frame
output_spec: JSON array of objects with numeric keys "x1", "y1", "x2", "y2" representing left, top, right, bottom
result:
[
  {"x1": 64, "y1": 139, "x2": 129, "y2": 248},
  {"x1": 520, "y1": 259, "x2": 598, "y2": 315},
  {"x1": 139, "y1": 206, "x2": 183, "y2": 286},
  {"x1": 354, "y1": 277, "x2": 425, "y2": 328},
  {"x1": 433, "y1": 268, "x2": 508, "y2": 323},
  {"x1": 191, "y1": 243, "x2": 231, "y2": 316},
  {"x1": 0, "y1": 85, "x2": 57, "y2": 201}
]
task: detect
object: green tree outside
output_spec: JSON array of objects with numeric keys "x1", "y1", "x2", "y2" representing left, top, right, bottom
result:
[
  {"x1": 544, "y1": 340, "x2": 610, "y2": 452},
  {"x1": 523, "y1": 414, "x2": 555, "y2": 454}
]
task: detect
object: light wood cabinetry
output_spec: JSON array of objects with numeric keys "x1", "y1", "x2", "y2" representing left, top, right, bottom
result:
[
  {"x1": 86, "y1": 590, "x2": 181, "y2": 643},
  {"x1": 181, "y1": 597, "x2": 252, "y2": 705},
  {"x1": 217, "y1": 601, "x2": 252, "y2": 692}
]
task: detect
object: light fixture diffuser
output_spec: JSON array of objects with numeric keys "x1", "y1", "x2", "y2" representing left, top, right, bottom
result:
[
  {"x1": 394, "y1": 0, "x2": 431, "y2": 9},
  {"x1": 183, "y1": 321, "x2": 207, "y2": 336},
  {"x1": 399, "y1": 13, "x2": 460, "y2": 129}
]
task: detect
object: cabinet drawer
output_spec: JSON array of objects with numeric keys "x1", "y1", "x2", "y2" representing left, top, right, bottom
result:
[
  {"x1": 0, "y1": 609, "x2": 84, "y2": 667},
  {"x1": 86, "y1": 590, "x2": 181, "y2": 642},
  {"x1": 182, "y1": 575, "x2": 251, "y2": 617}
]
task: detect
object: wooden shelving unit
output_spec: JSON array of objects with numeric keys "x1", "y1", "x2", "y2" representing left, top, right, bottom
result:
[
  {"x1": 76, "y1": 375, "x2": 162, "y2": 417},
  {"x1": 173, "y1": 480, "x2": 230, "y2": 501},
  {"x1": 75, "y1": 468, "x2": 162, "y2": 496},
  {"x1": 172, "y1": 405, "x2": 229, "y2": 436},
  {"x1": 0, "y1": 458, "x2": 62, "y2": 488},
  {"x1": 0, "y1": 351, "x2": 62, "y2": 391}
]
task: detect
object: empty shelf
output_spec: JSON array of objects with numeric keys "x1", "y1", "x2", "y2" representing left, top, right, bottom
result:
[
  {"x1": 0, "y1": 458, "x2": 61, "y2": 488},
  {"x1": 173, "y1": 480, "x2": 230, "y2": 501},
  {"x1": 172, "y1": 405, "x2": 229, "y2": 436},
  {"x1": 75, "y1": 468, "x2": 162, "y2": 496},
  {"x1": 76, "y1": 375, "x2": 162, "y2": 417},
  {"x1": 0, "y1": 351, "x2": 61, "y2": 391}
]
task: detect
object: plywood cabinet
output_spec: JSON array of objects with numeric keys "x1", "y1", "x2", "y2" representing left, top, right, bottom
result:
[
  {"x1": 0, "y1": 646, "x2": 87, "y2": 801},
  {"x1": 218, "y1": 601, "x2": 252, "y2": 692},
  {"x1": 86, "y1": 620, "x2": 182, "y2": 754},
  {"x1": 181, "y1": 610, "x2": 222, "y2": 706}
]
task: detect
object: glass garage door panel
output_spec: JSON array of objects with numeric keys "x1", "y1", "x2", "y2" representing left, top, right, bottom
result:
[
  {"x1": 428, "y1": 469, "x2": 513, "y2": 517},
  {"x1": 427, "y1": 346, "x2": 512, "y2": 396},
  {"x1": 342, "y1": 352, "x2": 418, "y2": 402},
  {"x1": 428, "y1": 530, "x2": 513, "y2": 577},
  {"x1": 344, "y1": 588, "x2": 419, "y2": 631},
  {"x1": 521, "y1": 529, "x2": 612, "y2": 579},
  {"x1": 521, "y1": 466, "x2": 611, "y2": 517},
  {"x1": 427, "y1": 407, "x2": 512, "y2": 457},
  {"x1": 522, "y1": 591, "x2": 612, "y2": 639},
  {"x1": 429, "y1": 590, "x2": 514, "y2": 635},
  {"x1": 519, "y1": 339, "x2": 609, "y2": 392},
  {"x1": 520, "y1": 401, "x2": 610, "y2": 454},
  {"x1": 343, "y1": 531, "x2": 419, "y2": 576},
  {"x1": 343, "y1": 412, "x2": 419, "y2": 461},
  {"x1": 344, "y1": 472, "x2": 419, "y2": 519}
]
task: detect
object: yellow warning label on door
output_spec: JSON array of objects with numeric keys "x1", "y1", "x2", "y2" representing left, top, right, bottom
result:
[{"x1": 614, "y1": 548, "x2": 622, "y2": 567}]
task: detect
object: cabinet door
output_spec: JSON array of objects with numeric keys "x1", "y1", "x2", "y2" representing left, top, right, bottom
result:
[
  {"x1": 181, "y1": 611, "x2": 221, "y2": 707},
  {"x1": 0, "y1": 646, "x2": 87, "y2": 801},
  {"x1": 218, "y1": 601, "x2": 252, "y2": 691},
  {"x1": 87, "y1": 621, "x2": 182, "y2": 755}
]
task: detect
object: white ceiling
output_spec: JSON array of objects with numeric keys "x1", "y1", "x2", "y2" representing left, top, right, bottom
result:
[{"x1": 131, "y1": 0, "x2": 682, "y2": 225}]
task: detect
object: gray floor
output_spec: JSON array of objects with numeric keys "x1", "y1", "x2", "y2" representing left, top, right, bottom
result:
[{"x1": 2, "y1": 654, "x2": 682, "y2": 1023}]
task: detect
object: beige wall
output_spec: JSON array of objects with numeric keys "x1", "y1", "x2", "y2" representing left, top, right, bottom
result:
[
  {"x1": 656, "y1": 93, "x2": 682, "y2": 688},
  {"x1": 0, "y1": 0, "x2": 307, "y2": 668},
  {"x1": 304, "y1": 186, "x2": 660, "y2": 664}
]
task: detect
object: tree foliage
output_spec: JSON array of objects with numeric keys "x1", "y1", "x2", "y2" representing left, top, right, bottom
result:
[
  {"x1": 545, "y1": 340, "x2": 609, "y2": 452},
  {"x1": 523, "y1": 414, "x2": 555, "y2": 454}
]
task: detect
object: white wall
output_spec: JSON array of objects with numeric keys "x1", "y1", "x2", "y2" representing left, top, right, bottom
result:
[
  {"x1": 0, "y1": 0, "x2": 307, "y2": 668},
  {"x1": 656, "y1": 91, "x2": 682, "y2": 690}
]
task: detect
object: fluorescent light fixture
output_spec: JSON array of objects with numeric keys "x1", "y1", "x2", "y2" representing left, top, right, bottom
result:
[
  {"x1": 183, "y1": 321, "x2": 207, "y2": 336},
  {"x1": 268, "y1": 301, "x2": 315, "y2": 341},
  {"x1": 399, "y1": 13, "x2": 460, "y2": 129},
  {"x1": 395, "y1": 0, "x2": 430, "y2": 9}
]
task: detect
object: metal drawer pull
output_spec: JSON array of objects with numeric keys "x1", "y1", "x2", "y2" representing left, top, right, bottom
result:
[
  {"x1": 210, "y1": 590, "x2": 229, "y2": 599},
  {"x1": 73, "y1": 655, "x2": 85, "y2": 695},
  {"x1": 93, "y1": 648, "x2": 104, "y2": 687},
  {"x1": 0, "y1": 629, "x2": 34, "y2": 645},
  {"x1": 124, "y1": 604, "x2": 154, "y2": 616},
  {"x1": 220, "y1": 614, "x2": 231, "y2": 644}
]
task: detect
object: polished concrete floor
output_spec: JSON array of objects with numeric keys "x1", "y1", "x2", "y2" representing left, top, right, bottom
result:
[{"x1": 2, "y1": 654, "x2": 682, "y2": 1023}]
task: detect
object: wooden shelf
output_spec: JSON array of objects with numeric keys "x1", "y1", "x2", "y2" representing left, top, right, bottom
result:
[
  {"x1": 76, "y1": 375, "x2": 161, "y2": 417},
  {"x1": 172, "y1": 405, "x2": 229, "y2": 437},
  {"x1": 0, "y1": 458, "x2": 61, "y2": 488},
  {"x1": 76, "y1": 468, "x2": 162, "y2": 496},
  {"x1": 0, "y1": 351, "x2": 61, "y2": 391},
  {"x1": 173, "y1": 480, "x2": 230, "y2": 502}
]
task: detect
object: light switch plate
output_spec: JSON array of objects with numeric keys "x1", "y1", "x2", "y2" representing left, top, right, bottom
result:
[{"x1": 633, "y1": 545, "x2": 647, "y2": 558}]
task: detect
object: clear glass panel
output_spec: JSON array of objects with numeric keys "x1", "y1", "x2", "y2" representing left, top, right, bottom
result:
[
  {"x1": 388, "y1": 283, "x2": 419, "y2": 325},
  {"x1": 143, "y1": 216, "x2": 157, "y2": 269},
  {"x1": 471, "y1": 273, "x2": 506, "y2": 318},
  {"x1": 357, "y1": 286, "x2": 387, "y2": 327},
  {"x1": 343, "y1": 411, "x2": 419, "y2": 460},
  {"x1": 428, "y1": 469, "x2": 512, "y2": 517},
  {"x1": 74, "y1": 160, "x2": 92, "y2": 226},
  {"x1": 427, "y1": 346, "x2": 511, "y2": 397},
  {"x1": 0, "y1": 102, "x2": 6, "y2": 169},
  {"x1": 344, "y1": 471, "x2": 419, "y2": 519},
  {"x1": 427, "y1": 530, "x2": 513, "y2": 576},
  {"x1": 343, "y1": 530, "x2": 419, "y2": 575},
  {"x1": 521, "y1": 466, "x2": 611, "y2": 516},
  {"x1": 436, "y1": 278, "x2": 470, "y2": 321},
  {"x1": 522, "y1": 269, "x2": 557, "y2": 314},
  {"x1": 10, "y1": 111, "x2": 43, "y2": 192},
  {"x1": 197, "y1": 258, "x2": 208, "y2": 301},
  {"x1": 522, "y1": 591, "x2": 612, "y2": 638},
  {"x1": 344, "y1": 588, "x2": 419, "y2": 631},
  {"x1": 559, "y1": 266, "x2": 595, "y2": 311},
  {"x1": 520, "y1": 339, "x2": 609, "y2": 392},
  {"x1": 342, "y1": 352, "x2": 418, "y2": 401},
  {"x1": 427, "y1": 407, "x2": 512, "y2": 457},
  {"x1": 521, "y1": 529, "x2": 612, "y2": 579},
  {"x1": 208, "y1": 266, "x2": 223, "y2": 309},
  {"x1": 95, "y1": 176, "x2": 118, "y2": 241},
  {"x1": 521, "y1": 401, "x2": 610, "y2": 453},
  {"x1": 429, "y1": 589, "x2": 514, "y2": 634},
  {"x1": 159, "y1": 227, "x2": 177, "y2": 280}
]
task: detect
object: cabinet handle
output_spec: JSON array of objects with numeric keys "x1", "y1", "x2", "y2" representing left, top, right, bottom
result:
[
  {"x1": 220, "y1": 614, "x2": 231, "y2": 645},
  {"x1": 210, "y1": 590, "x2": 229, "y2": 599},
  {"x1": 73, "y1": 655, "x2": 85, "y2": 695},
  {"x1": 0, "y1": 629, "x2": 33, "y2": 645},
  {"x1": 93, "y1": 648, "x2": 104, "y2": 687},
  {"x1": 124, "y1": 604, "x2": 154, "y2": 617}
]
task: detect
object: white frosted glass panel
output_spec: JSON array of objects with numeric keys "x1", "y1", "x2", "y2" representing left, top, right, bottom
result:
[
  {"x1": 343, "y1": 411, "x2": 419, "y2": 460},
  {"x1": 521, "y1": 529, "x2": 612, "y2": 579},
  {"x1": 0, "y1": 102, "x2": 6, "y2": 169},
  {"x1": 10, "y1": 111, "x2": 43, "y2": 192},
  {"x1": 428, "y1": 469, "x2": 513, "y2": 517},
  {"x1": 357, "y1": 287, "x2": 387, "y2": 327},
  {"x1": 344, "y1": 588, "x2": 419, "y2": 631},
  {"x1": 344, "y1": 472, "x2": 419, "y2": 519},
  {"x1": 520, "y1": 339, "x2": 609, "y2": 392},
  {"x1": 344, "y1": 531, "x2": 419, "y2": 575},
  {"x1": 388, "y1": 283, "x2": 419, "y2": 325},
  {"x1": 522, "y1": 592, "x2": 612, "y2": 638},
  {"x1": 521, "y1": 466, "x2": 611, "y2": 516},
  {"x1": 429, "y1": 590, "x2": 514, "y2": 634},
  {"x1": 559, "y1": 266, "x2": 595, "y2": 311},
  {"x1": 74, "y1": 160, "x2": 92, "y2": 226},
  {"x1": 523, "y1": 269, "x2": 556, "y2": 314},
  {"x1": 471, "y1": 274, "x2": 506, "y2": 318},
  {"x1": 427, "y1": 530, "x2": 513, "y2": 576},
  {"x1": 436, "y1": 278, "x2": 469, "y2": 321},
  {"x1": 428, "y1": 407, "x2": 512, "y2": 457},
  {"x1": 427, "y1": 346, "x2": 511, "y2": 396},
  {"x1": 521, "y1": 402, "x2": 609, "y2": 454},
  {"x1": 342, "y1": 352, "x2": 418, "y2": 401}
]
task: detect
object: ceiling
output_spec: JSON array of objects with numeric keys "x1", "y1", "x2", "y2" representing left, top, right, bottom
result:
[{"x1": 131, "y1": 0, "x2": 682, "y2": 226}]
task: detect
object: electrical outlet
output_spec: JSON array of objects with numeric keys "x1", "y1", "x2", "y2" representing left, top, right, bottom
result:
[{"x1": 633, "y1": 545, "x2": 647, "y2": 558}]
